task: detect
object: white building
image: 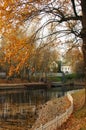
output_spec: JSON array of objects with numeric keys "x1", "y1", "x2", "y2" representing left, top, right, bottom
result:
[{"x1": 61, "y1": 65, "x2": 72, "y2": 74}]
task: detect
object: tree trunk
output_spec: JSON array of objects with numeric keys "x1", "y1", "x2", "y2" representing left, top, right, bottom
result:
[
  {"x1": 81, "y1": 0, "x2": 86, "y2": 105},
  {"x1": 82, "y1": 34, "x2": 86, "y2": 105}
]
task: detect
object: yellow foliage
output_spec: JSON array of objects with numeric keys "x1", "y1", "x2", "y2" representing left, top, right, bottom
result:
[{"x1": 1, "y1": 32, "x2": 35, "y2": 76}]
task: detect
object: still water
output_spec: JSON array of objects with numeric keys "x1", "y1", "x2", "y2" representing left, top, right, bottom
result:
[{"x1": 0, "y1": 87, "x2": 64, "y2": 130}]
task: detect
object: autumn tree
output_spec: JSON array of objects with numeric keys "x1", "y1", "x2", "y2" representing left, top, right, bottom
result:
[
  {"x1": 28, "y1": 45, "x2": 60, "y2": 81},
  {"x1": 27, "y1": 0, "x2": 86, "y2": 104},
  {"x1": 65, "y1": 47, "x2": 83, "y2": 72},
  {"x1": 0, "y1": 1, "x2": 85, "y2": 59},
  {"x1": 0, "y1": 31, "x2": 35, "y2": 77},
  {"x1": 0, "y1": 0, "x2": 86, "y2": 103}
]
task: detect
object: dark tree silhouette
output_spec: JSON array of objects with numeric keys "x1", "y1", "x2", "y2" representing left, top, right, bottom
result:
[{"x1": 29, "y1": 0, "x2": 86, "y2": 104}]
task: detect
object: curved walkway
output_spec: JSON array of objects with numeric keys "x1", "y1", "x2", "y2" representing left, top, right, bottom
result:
[{"x1": 32, "y1": 93, "x2": 73, "y2": 130}]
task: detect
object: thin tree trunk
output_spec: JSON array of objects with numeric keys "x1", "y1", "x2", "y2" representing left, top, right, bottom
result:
[
  {"x1": 81, "y1": 0, "x2": 86, "y2": 105},
  {"x1": 82, "y1": 38, "x2": 86, "y2": 105}
]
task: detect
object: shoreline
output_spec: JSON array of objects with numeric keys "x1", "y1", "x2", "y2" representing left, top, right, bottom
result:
[{"x1": 0, "y1": 82, "x2": 48, "y2": 90}]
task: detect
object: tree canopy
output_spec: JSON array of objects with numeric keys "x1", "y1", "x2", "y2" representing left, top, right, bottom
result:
[{"x1": 0, "y1": 0, "x2": 86, "y2": 77}]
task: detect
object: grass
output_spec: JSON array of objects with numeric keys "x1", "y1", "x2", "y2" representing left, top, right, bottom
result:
[
  {"x1": 72, "y1": 89, "x2": 86, "y2": 129},
  {"x1": 74, "y1": 105, "x2": 86, "y2": 130},
  {"x1": 47, "y1": 76, "x2": 62, "y2": 82},
  {"x1": 72, "y1": 89, "x2": 85, "y2": 109},
  {"x1": 79, "y1": 127, "x2": 86, "y2": 130},
  {"x1": 79, "y1": 128, "x2": 86, "y2": 130},
  {"x1": 57, "y1": 89, "x2": 86, "y2": 130},
  {"x1": 74, "y1": 105, "x2": 86, "y2": 118}
]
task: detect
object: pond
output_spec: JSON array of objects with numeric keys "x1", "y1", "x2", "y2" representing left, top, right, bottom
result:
[{"x1": 0, "y1": 86, "x2": 65, "y2": 130}]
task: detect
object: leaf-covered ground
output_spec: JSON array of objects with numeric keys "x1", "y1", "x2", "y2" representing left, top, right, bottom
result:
[
  {"x1": 57, "y1": 89, "x2": 86, "y2": 130},
  {"x1": 32, "y1": 96, "x2": 71, "y2": 129}
]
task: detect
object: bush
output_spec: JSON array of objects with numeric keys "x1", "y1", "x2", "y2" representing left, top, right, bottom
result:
[
  {"x1": 76, "y1": 73, "x2": 85, "y2": 80},
  {"x1": 65, "y1": 73, "x2": 77, "y2": 81},
  {"x1": 47, "y1": 76, "x2": 62, "y2": 82}
]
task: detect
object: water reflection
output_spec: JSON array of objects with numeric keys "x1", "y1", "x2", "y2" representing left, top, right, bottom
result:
[{"x1": 0, "y1": 87, "x2": 64, "y2": 130}]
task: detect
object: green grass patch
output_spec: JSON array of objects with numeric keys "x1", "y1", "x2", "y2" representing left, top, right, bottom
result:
[
  {"x1": 47, "y1": 76, "x2": 62, "y2": 82},
  {"x1": 65, "y1": 73, "x2": 85, "y2": 81},
  {"x1": 65, "y1": 73, "x2": 77, "y2": 80}
]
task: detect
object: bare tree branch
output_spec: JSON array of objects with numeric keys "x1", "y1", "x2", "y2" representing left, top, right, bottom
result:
[{"x1": 71, "y1": 0, "x2": 78, "y2": 16}]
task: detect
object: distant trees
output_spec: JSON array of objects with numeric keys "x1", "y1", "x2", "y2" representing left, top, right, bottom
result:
[
  {"x1": 28, "y1": 48, "x2": 60, "y2": 73},
  {"x1": 0, "y1": 0, "x2": 86, "y2": 103},
  {"x1": 64, "y1": 47, "x2": 83, "y2": 72}
]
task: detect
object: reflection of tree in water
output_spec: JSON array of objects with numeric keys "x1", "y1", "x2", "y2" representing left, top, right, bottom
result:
[
  {"x1": 0, "y1": 89, "x2": 48, "y2": 129},
  {"x1": 57, "y1": 61, "x2": 62, "y2": 73},
  {"x1": 0, "y1": 87, "x2": 64, "y2": 129},
  {"x1": 0, "y1": 103, "x2": 38, "y2": 129}
]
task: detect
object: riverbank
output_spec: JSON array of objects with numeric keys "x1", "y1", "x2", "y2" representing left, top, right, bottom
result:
[
  {"x1": 0, "y1": 78, "x2": 29, "y2": 83},
  {"x1": 57, "y1": 89, "x2": 86, "y2": 130},
  {"x1": 0, "y1": 81, "x2": 85, "y2": 130},
  {"x1": 32, "y1": 95, "x2": 71, "y2": 130},
  {"x1": 0, "y1": 78, "x2": 48, "y2": 90}
]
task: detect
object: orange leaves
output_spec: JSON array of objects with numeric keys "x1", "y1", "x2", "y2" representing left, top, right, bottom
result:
[
  {"x1": 1, "y1": 33, "x2": 35, "y2": 76},
  {"x1": 0, "y1": 0, "x2": 38, "y2": 27},
  {"x1": 8, "y1": 65, "x2": 15, "y2": 76}
]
